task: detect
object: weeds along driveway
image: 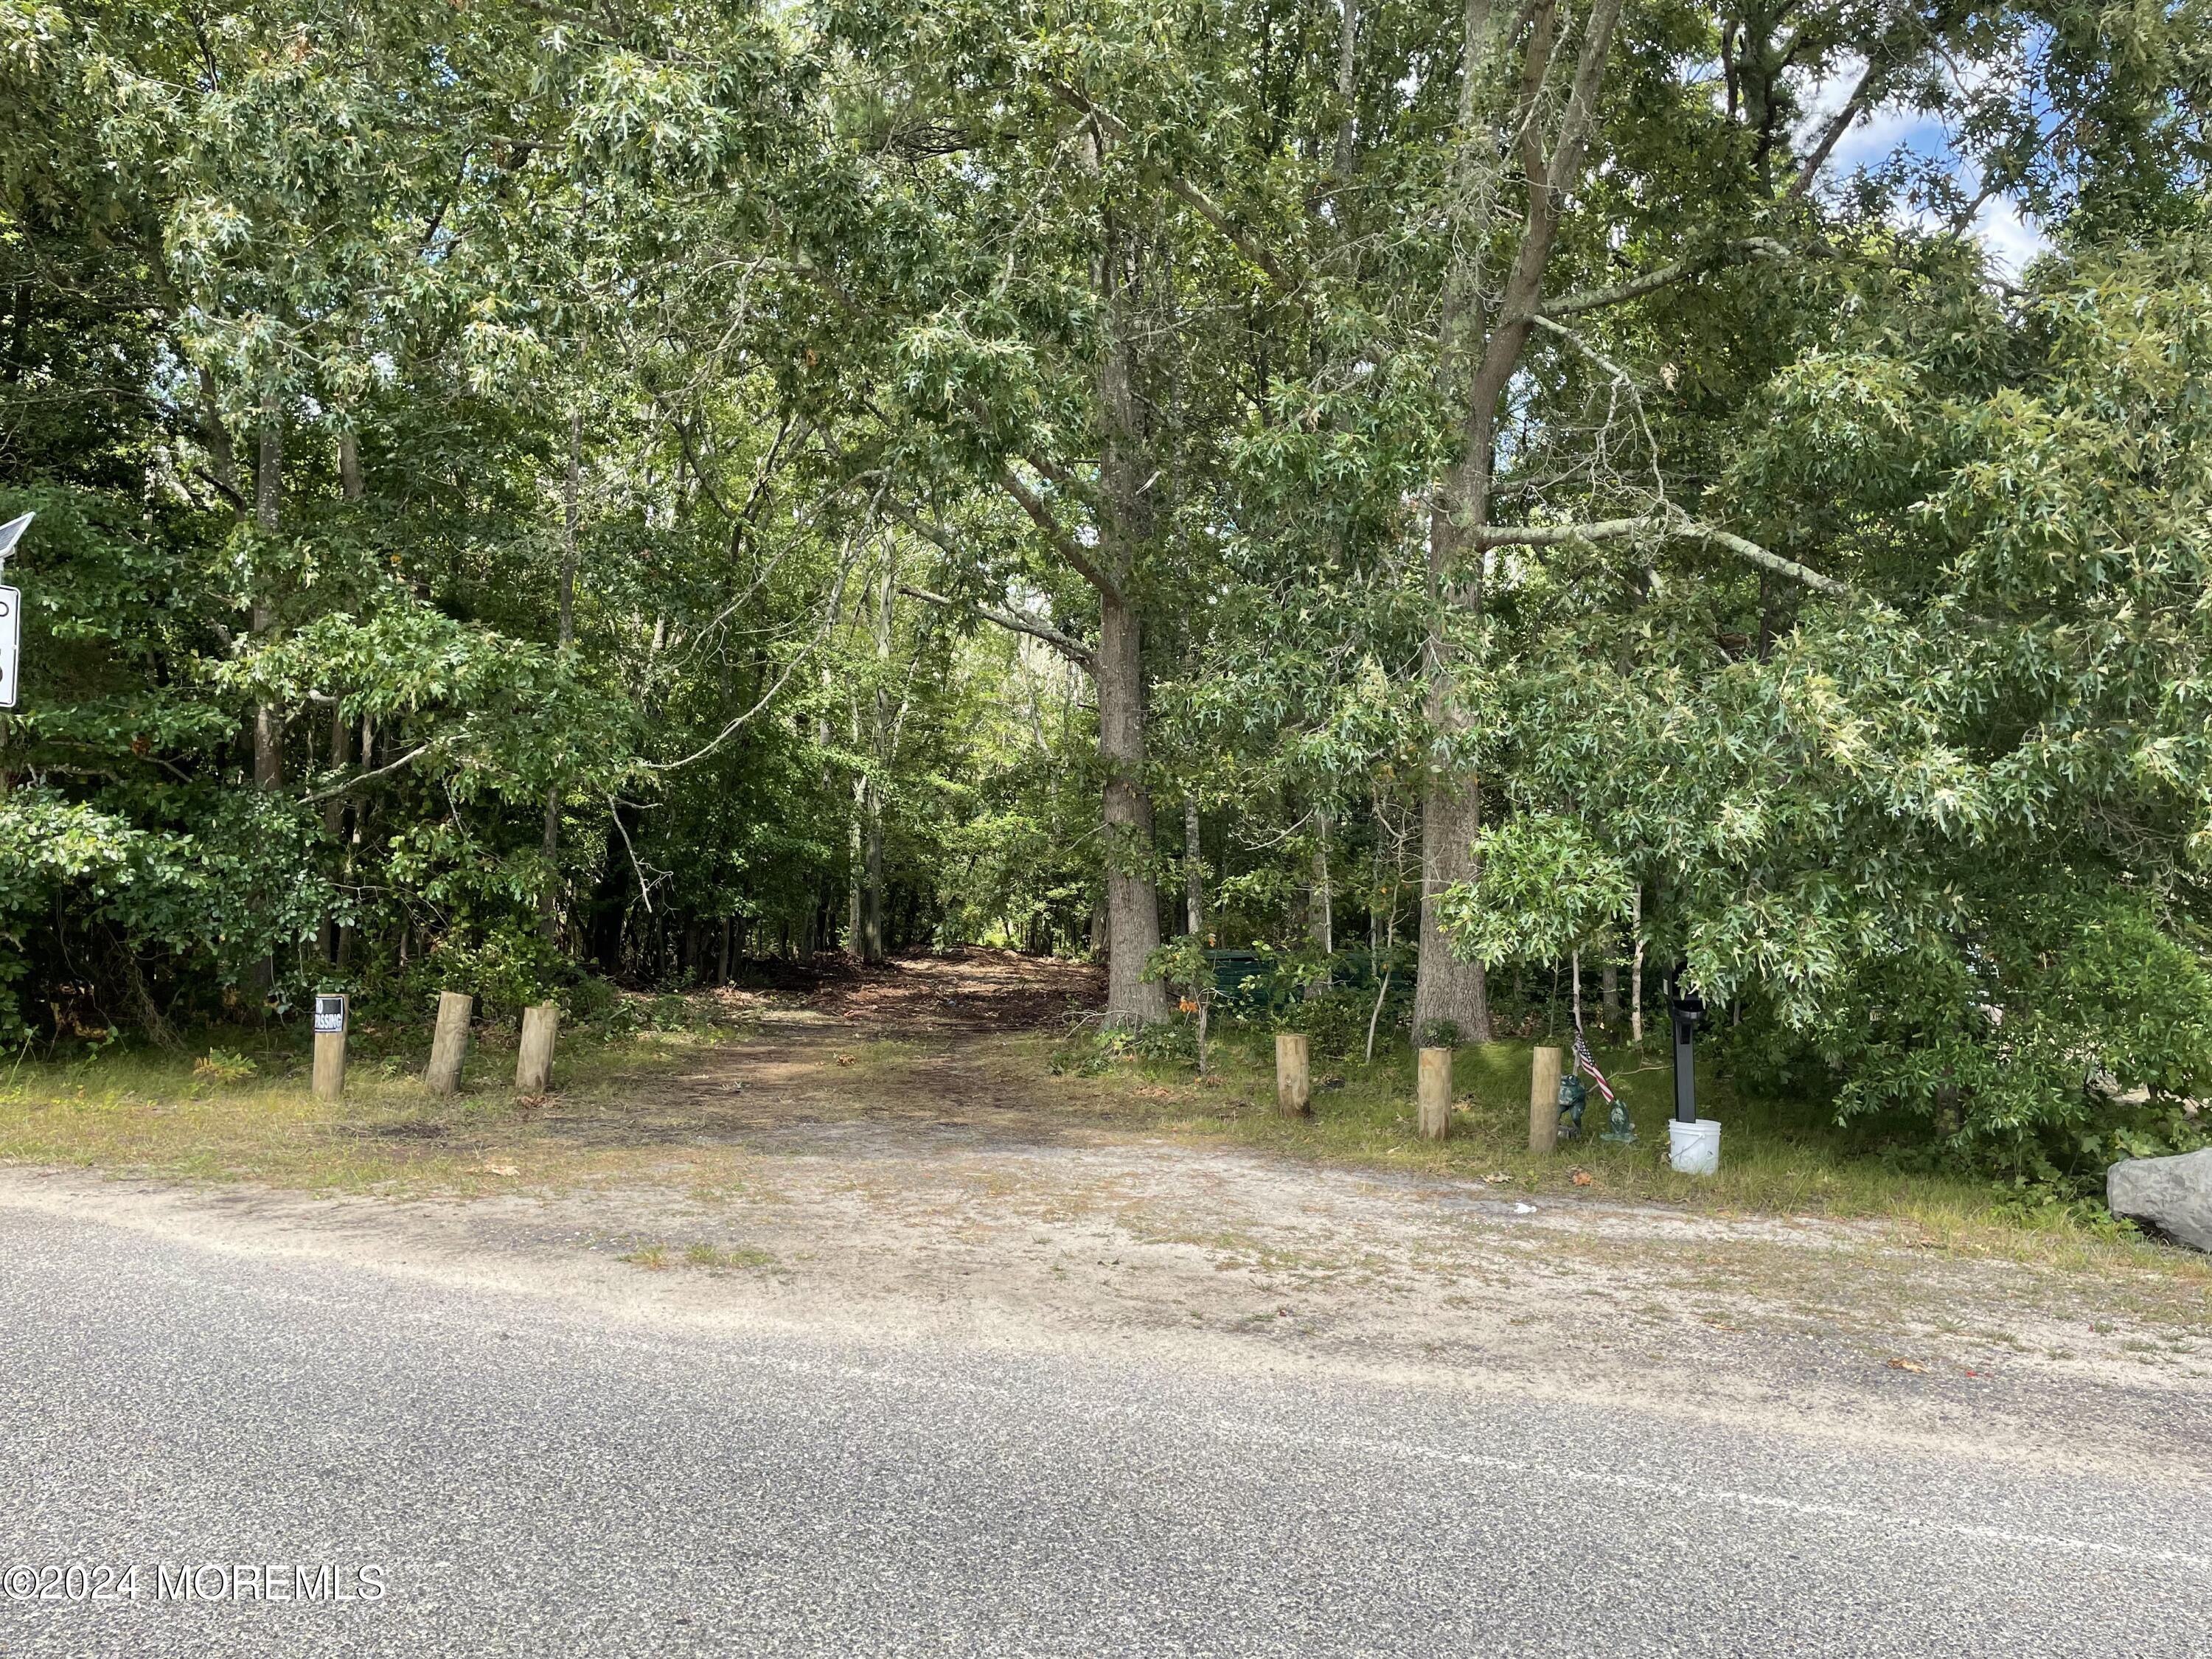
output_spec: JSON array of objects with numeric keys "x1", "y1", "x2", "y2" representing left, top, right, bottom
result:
[{"x1": 1, "y1": 950, "x2": 2207, "y2": 1480}]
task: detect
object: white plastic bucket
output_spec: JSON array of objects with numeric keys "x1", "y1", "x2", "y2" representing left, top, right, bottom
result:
[{"x1": 1669, "y1": 1117, "x2": 1722, "y2": 1175}]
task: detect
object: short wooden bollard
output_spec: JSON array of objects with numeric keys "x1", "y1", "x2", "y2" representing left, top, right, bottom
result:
[
  {"x1": 425, "y1": 990, "x2": 473, "y2": 1096},
  {"x1": 1529, "y1": 1045, "x2": 1563, "y2": 1153},
  {"x1": 515, "y1": 1001, "x2": 560, "y2": 1093},
  {"x1": 1276, "y1": 1032, "x2": 1311, "y2": 1116},
  {"x1": 313, "y1": 1032, "x2": 346, "y2": 1101},
  {"x1": 311, "y1": 992, "x2": 348, "y2": 1102},
  {"x1": 1416, "y1": 1046, "x2": 1452, "y2": 1140}
]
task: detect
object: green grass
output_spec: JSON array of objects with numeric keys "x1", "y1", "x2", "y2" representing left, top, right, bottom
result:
[
  {"x1": 0, "y1": 1001, "x2": 749, "y2": 1192},
  {"x1": 1027, "y1": 1025, "x2": 2209, "y2": 1279}
]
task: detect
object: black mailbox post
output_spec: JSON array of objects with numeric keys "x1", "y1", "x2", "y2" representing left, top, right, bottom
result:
[{"x1": 1667, "y1": 968, "x2": 1705, "y2": 1124}]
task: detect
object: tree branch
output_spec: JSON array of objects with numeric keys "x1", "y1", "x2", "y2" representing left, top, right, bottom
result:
[
  {"x1": 1540, "y1": 237, "x2": 1790, "y2": 318},
  {"x1": 1471, "y1": 514, "x2": 1851, "y2": 596},
  {"x1": 298, "y1": 743, "x2": 431, "y2": 807},
  {"x1": 1789, "y1": 62, "x2": 1879, "y2": 201},
  {"x1": 994, "y1": 465, "x2": 1121, "y2": 603},
  {"x1": 1790, "y1": 10, "x2": 1937, "y2": 204},
  {"x1": 1044, "y1": 80, "x2": 1298, "y2": 293},
  {"x1": 899, "y1": 585, "x2": 1094, "y2": 668},
  {"x1": 1540, "y1": 239, "x2": 1796, "y2": 321}
]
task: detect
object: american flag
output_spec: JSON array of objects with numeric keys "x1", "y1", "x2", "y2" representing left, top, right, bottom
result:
[{"x1": 1572, "y1": 1029, "x2": 1616, "y2": 1104}]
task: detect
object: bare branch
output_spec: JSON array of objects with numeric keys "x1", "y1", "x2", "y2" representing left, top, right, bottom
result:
[
  {"x1": 1790, "y1": 61, "x2": 1880, "y2": 201},
  {"x1": 1540, "y1": 237, "x2": 1790, "y2": 318},
  {"x1": 639, "y1": 531, "x2": 862, "y2": 773},
  {"x1": 298, "y1": 743, "x2": 431, "y2": 806},
  {"x1": 899, "y1": 585, "x2": 1094, "y2": 668},
  {"x1": 1471, "y1": 514, "x2": 1851, "y2": 596}
]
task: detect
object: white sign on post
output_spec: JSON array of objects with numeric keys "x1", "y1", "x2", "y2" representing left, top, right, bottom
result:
[
  {"x1": 0, "y1": 512, "x2": 31, "y2": 712},
  {"x1": 0, "y1": 585, "x2": 16, "y2": 710}
]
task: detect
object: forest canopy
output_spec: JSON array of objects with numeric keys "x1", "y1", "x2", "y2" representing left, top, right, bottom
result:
[{"x1": 1, "y1": 0, "x2": 2208, "y2": 1185}]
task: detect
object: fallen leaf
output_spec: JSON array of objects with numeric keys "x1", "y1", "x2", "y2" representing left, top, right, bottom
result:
[{"x1": 1885, "y1": 1357, "x2": 1927, "y2": 1373}]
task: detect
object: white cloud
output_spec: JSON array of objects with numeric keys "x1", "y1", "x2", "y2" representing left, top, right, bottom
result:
[{"x1": 1787, "y1": 59, "x2": 2051, "y2": 275}]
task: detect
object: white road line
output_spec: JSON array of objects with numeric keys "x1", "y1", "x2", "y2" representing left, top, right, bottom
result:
[{"x1": 1219, "y1": 1422, "x2": 2212, "y2": 1571}]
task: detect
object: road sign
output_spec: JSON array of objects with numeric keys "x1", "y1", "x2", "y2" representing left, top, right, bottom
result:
[
  {"x1": 313, "y1": 994, "x2": 349, "y2": 1035},
  {"x1": 0, "y1": 585, "x2": 18, "y2": 711},
  {"x1": 0, "y1": 512, "x2": 29, "y2": 712}
]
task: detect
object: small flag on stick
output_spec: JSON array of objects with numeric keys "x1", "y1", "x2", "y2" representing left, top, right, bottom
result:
[{"x1": 1572, "y1": 1029, "x2": 1615, "y2": 1104}]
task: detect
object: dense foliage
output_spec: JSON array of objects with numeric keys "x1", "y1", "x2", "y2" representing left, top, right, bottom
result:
[{"x1": 1, "y1": 0, "x2": 2206, "y2": 1184}]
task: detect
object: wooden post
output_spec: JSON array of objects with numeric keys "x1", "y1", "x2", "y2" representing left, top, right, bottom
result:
[
  {"x1": 1416, "y1": 1046, "x2": 1452, "y2": 1140},
  {"x1": 1529, "y1": 1045, "x2": 1563, "y2": 1153},
  {"x1": 312, "y1": 1031, "x2": 345, "y2": 1101},
  {"x1": 1275, "y1": 1032, "x2": 1311, "y2": 1116},
  {"x1": 425, "y1": 990, "x2": 473, "y2": 1096},
  {"x1": 515, "y1": 1001, "x2": 560, "y2": 1093}
]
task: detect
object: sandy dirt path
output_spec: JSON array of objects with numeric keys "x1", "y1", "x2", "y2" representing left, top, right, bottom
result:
[{"x1": 8, "y1": 953, "x2": 2207, "y2": 1482}]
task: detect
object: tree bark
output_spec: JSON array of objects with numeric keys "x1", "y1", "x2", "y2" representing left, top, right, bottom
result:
[
  {"x1": 848, "y1": 790, "x2": 865, "y2": 951},
  {"x1": 251, "y1": 404, "x2": 284, "y2": 790},
  {"x1": 860, "y1": 778, "x2": 886, "y2": 964},
  {"x1": 1412, "y1": 768, "x2": 1489, "y2": 1041},
  {"x1": 1183, "y1": 793, "x2": 1204, "y2": 937},
  {"x1": 1306, "y1": 806, "x2": 1333, "y2": 999},
  {"x1": 1096, "y1": 591, "x2": 1166, "y2": 1026},
  {"x1": 1630, "y1": 883, "x2": 1645, "y2": 1045},
  {"x1": 540, "y1": 406, "x2": 582, "y2": 941},
  {"x1": 1331, "y1": 0, "x2": 1361, "y2": 183},
  {"x1": 317, "y1": 706, "x2": 350, "y2": 963},
  {"x1": 338, "y1": 430, "x2": 363, "y2": 502},
  {"x1": 1088, "y1": 189, "x2": 1168, "y2": 1029}
]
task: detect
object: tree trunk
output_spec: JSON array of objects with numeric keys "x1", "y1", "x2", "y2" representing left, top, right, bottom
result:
[
  {"x1": 337, "y1": 713, "x2": 370, "y2": 969},
  {"x1": 338, "y1": 429, "x2": 363, "y2": 502},
  {"x1": 320, "y1": 422, "x2": 364, "y2": 964},
  {"x1": 860, "y1": 781, "x2": 886, "y2": 964},
  {"x1": 1096, "y1": 591, "x2": 1166, "y2": 1027},
  {"x1": 251, "y1": 405, "x2": 284, "y2": 791},
  {"x1": 1412, "y1": 0, "x2": 1628, "y2": 1044},
  {"x1": 1183, "y1": 793, "x2": 1204, "y2": 937},
  {"x1": 248, "y1": 403, "x2": 283, "y2": 999},
  {"x1": 317, "y1": 706, "x2": 349, "y2": 963},
  {"x1": 847, "y1": 796, "x2": 864, "y2": 952},
  {"x1": 856, "y1": 572, "x2": 895, "y2": 964},
  {"x1": 540, "y1": 406, "x2": 582, "y2": 941},
  {"x1": 1411, "y1": 768, "x2": 1490, "y2": 1042},
  {"x1": 1630, "y1": 883, "x2": 1645, "y2": 1045},
  {"x1": 1305, "y1": 806, "x2": 1333, "y2": 999}
]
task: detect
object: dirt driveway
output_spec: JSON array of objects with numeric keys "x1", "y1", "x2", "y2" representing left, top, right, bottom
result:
[{"x1": 11, "y1": 950, "x2": 2206, "y2": 1482}]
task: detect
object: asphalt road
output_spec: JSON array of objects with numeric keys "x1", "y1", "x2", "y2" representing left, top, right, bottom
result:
[{"x1": 1, "y1": 1197, "x2": 2205, "y2": 1658}]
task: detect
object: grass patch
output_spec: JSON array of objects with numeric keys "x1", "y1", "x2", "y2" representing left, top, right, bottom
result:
[
  {"x1": 0, "y1": 994, "x2": 753, "y2": 1194},
  {"x1": 616, "y1": 1239, "x2": 774, "y2": 1273},
  {"x1": 1018, "y1": 1025, "x2": 2212, "y2": 1287}
]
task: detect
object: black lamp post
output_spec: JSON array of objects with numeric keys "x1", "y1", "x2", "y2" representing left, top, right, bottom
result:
[{"x1": 1667, "y1": 965, "x2": 1705, "y2": 1124}]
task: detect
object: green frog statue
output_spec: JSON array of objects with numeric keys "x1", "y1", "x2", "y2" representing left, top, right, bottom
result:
[{"x1": 1557, "y1": 1071, "x2": 1589, "y2": 1141}]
